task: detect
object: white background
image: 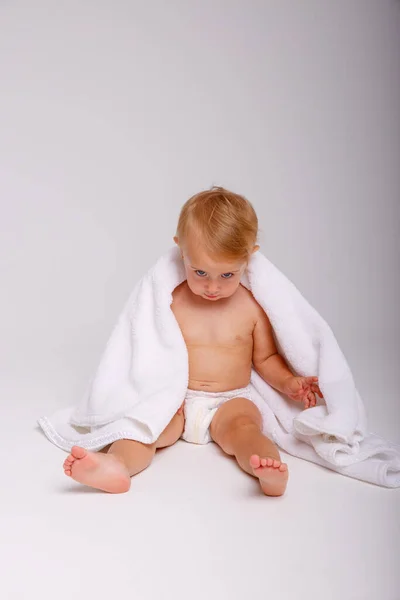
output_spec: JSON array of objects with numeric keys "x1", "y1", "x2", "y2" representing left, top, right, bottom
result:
[{"x1": 1, "y1": 2, "x2": 399, "y2": 599}]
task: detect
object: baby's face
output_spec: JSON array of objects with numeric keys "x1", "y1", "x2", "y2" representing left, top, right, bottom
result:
[{"x1": 180, "y1": 242, "x2": 247, "y2": 302}]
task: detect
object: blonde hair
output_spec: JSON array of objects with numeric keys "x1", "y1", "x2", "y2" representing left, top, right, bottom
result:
[{"x1": 176, "y1": 186, "x2": 258, "y2": 261}]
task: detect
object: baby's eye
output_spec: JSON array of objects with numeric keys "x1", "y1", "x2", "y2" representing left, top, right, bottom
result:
[
  {"x1": 195, "y1": 270, "x2": 207, "y2": 277},
  {"x1": 221, "y1": 273, "x2": 233, "y2": 279}
]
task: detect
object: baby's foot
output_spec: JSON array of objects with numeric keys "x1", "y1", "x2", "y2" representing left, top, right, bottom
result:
[
  {"x1": 63, "y1": 446, "x2": 131, "y2": 493},
  {"x1": 250, "y1": 455, "x2": 288, "y2": 496}
]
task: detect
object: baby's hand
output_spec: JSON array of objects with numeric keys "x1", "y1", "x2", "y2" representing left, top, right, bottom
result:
[{"x1": 282, "y1": 376, "x2": 323, "y2": 409}]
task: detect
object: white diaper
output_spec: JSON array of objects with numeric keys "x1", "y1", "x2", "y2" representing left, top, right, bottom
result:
[{"x1": 181, "y1": 386, "x2": 252, "y2": 445}]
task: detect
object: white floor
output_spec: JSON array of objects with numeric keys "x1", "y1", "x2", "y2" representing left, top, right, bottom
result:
[{"x1": 2, "y1": 344, "x2": 399, "y2": 600}]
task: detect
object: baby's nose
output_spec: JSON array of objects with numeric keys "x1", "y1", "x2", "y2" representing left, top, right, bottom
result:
[{"x1": 206, "y1": 283, "x2": 218, "y2": 293}]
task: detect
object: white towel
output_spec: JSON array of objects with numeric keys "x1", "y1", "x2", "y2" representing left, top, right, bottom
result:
[{"x1": 38, "y1": 247, "x2": 400, "y2": 488}]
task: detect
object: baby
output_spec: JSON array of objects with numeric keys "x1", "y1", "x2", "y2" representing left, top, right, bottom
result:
[{"x1": 63, "y1": 187, "x2": 322, "y2": 496}]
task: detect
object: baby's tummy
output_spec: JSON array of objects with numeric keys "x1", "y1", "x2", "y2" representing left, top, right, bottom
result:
[{"x1": 187, "y1": 344, "x2": 253, "y2": 392}]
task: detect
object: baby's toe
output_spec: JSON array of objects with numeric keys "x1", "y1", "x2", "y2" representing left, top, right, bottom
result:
[
  {"x1": 250, "y1": 455, "x2": 261, "y2": 469},
  {"x1": 279, "y1": 463, "x2": 288, "y2": 472},
  {"x1": 71, "y1": 446, "x2": 87, "y2": 460}
]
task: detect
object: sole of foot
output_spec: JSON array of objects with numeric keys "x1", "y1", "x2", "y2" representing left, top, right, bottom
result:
[
  {"x1": 63, "y1": 446, "x2": 131, "y2": 493},
  {"x1": 250, "y1": 454, "x2": 288, "y2": 496}
]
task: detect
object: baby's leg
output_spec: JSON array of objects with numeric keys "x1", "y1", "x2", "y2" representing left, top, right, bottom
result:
[
  {"x1": 63, "y1": 410, "x2": 184, "y2": 493},
  {"x1": 210, "y1": 398, "x2": 288, "y2": 496}
]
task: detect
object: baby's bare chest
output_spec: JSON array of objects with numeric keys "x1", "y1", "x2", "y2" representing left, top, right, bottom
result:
[{"x1": 172, "y1": 302, "x2": 255, "y2": 347}]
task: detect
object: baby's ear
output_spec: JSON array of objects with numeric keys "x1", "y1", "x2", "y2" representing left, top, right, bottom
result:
[
  {"x1": 252, "y1": 245, "x2": 260, "y2": 254},
  {"x1": 174, "y1": 237, "x2": 184, "y2": 259}
]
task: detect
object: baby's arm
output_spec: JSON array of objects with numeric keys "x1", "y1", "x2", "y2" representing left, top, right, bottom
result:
[
  {"x1": 252, "y1": 305, "x2": 293, "y2": 393},
  {"x1": 252, "y1": 305, "x2": 322, "y2": 408}
]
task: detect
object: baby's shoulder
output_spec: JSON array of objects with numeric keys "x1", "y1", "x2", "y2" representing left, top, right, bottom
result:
[
  {"x1": 171, "y1": 282, "x2": 188, "y2": 309},
  {"x1": 236, "y1": 285, "x2": 262, "y2": 316}
]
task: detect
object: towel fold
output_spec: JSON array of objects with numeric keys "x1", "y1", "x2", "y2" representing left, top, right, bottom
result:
[{"x1": 38, "y1": 247, "x2": 400, "y2": 488}]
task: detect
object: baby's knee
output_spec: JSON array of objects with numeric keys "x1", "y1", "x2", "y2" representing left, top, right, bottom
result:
[
  {"x1": 211, "y1": 398, "x2": 262, "y2": 449},
  {"x1": 231, "y1": 414, "x2": 260, "y2": 431},
  {"x1": 227, "y1": 414, "x2": 262, "y2": 441},
  {"x1": 226, "y1": 399, "x2": 263, "y2": 431}
]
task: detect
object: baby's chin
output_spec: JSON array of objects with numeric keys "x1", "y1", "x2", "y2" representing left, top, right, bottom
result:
[
  {"x1": 187, "y1": 285, "x2": 237, "y2": 302},
  {"x1": 189, "y1": 288, "x2": 223, "y2": 301},
  {"x1": 199, "y1": 291, "x2": 234, "y2": 301}
]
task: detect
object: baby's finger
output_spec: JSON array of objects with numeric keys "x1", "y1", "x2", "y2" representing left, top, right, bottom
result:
[
  {"x1": 312, "y1": 384, "x2": 323, "y2": 398},
  {"x1": 308, "y1": 392, "x2": 316, "y2": 407},
  {"x1": 300, "y1": 385, "x2": 310, "y2": 397},
  {"x1": 305, "y1": 376, "x2": 319, "y2": 385}
]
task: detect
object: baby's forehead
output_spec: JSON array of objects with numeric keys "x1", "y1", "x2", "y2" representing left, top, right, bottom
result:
[{"x1": 185, "y1": 250, "x2": 245, "y2": 272}]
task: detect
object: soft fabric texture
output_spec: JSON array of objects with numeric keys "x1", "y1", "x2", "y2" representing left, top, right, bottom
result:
[
  {"x1": 182, "y1": 386, "x2": 253, "y2": 445},
  {"x1": 38, "y1": 247, "x2": 400, "y2": 488}
]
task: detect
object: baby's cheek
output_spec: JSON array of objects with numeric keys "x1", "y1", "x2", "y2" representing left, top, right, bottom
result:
[
  {"x1": 228, "y1": 280, "x2": 240, "y2": 291},
  {"x1": 187, "y1": 276, "x2": 201, "y2": 294}
]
